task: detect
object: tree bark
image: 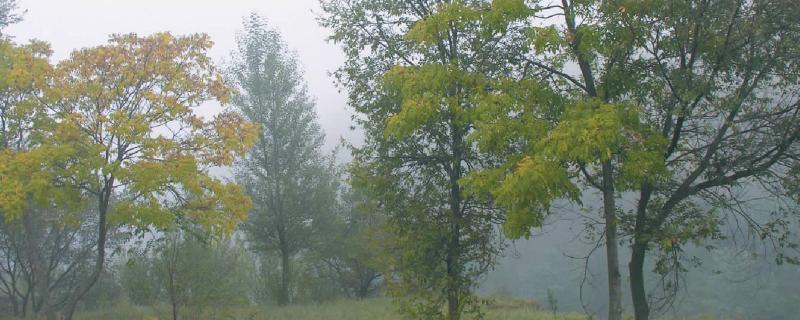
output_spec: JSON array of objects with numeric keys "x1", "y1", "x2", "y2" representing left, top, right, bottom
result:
[
  {"x1": 62, "y1": 182, "x2": 112, "y2": 320},
  {"x1": 446, "y1": 225, "x2": 461, "y2": 320},
  {"x1": 602, "y1": 161, "x2": 623, "y2": 320},
  {"x1": 630, "y1": 186, "x2": 652, "y2": 320},
  {"x1": 630, "y1": 240, "x2": 649, "y2": 320},
  {"x1": 445, "y1": 121, "x2": 464, "y2": 320},
  {"x1": 278, "y1": 245, "x2": 291, "y2": 306},
  {"x1": 23, "y1": 208, "x2": 56, "y2": 320}
]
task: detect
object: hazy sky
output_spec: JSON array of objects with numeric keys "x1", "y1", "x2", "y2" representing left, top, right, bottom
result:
[{"x1": 6, "y1": 0, "x2": 355, "y2": 150}]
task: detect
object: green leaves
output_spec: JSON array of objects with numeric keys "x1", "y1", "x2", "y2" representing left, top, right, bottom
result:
[
  {"x1": 383, "y1": 64, "x2": 478, "y2": 139},
  {"x1": 406, "y1": 0, "x2": 532, "y2": 48},
  {"x1": 467, "y1": 96, "x2": 669, "y2": 239}
]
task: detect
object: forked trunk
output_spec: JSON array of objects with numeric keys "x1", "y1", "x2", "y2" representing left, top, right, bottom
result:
[{"x1": 62, "y1": 188, "x2": 111, "y2": 320}]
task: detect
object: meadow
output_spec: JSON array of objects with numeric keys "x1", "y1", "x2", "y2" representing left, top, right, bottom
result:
[{"x1": 69, "y1": 298, "x2": 587, "y2": 320}]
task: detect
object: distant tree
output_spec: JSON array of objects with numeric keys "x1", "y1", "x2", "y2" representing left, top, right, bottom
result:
[
  {"x1": 321, "y1": 1, "x2": 532, "y2": 318},
  {"x1": 314, "y1": 181, "x2": 383, "y2": 300},
  {"x1": 122, "y1": 231, "x2": 254, "y2": 320},
  {"x1": 0, "y1": 0, "x2": 22, "y2": 38},
  {"x1": 0, "y1": 207, "x2": 107, "y2": 318},
  {"x1": 1, "y1": 32, "x2": 258, "y2": 320},
  {"x1": 228, "y1": 14, "x2": 337, "y2": 306}
]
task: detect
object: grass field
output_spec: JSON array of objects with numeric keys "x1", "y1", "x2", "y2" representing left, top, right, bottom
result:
[
  {"x1": 4, "y1": 298, "x2": 726, "y2": 320},
  {"x1": 70, "y1": 298, "x2": 587, "y2": 320}
]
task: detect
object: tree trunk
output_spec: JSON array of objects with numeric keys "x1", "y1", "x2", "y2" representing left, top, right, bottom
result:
[
  {"x1": 630, "y1": 240, "x2": 649, "y2": 320},
  {"x1": 446, "y1": 225, "x2": 461, "y2": 320},
  {"x1": 23, "y1": 208, "x2": 56, "y2": 320},
  {"x1": 62, "y1": 186, "x2": 112, "y2": 320},
  {"x1": 167, "y1": 244, "x2": 179, "y2": 320},
  {"x1": 446, "y1": 119, "x2": 466, "y2": 320},
  {"x1": 630, "y1": 186, "x2": 652, "y2": 320},
  {"x1": 278, "y1": 246, "x2": 291, "y2": 306},
  {"x1": 171, "y1": 293, "x2": 179, "y2": 320},
  {"x1": 602, "y1": 161, "x2": 623, "y2": 320}
]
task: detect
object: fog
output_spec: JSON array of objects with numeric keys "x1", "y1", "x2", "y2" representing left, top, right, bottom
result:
[
  {"x1": 7, "y1": 0, "x2": 356, "y2": 149},
  {"x1": 0, "y1": 0, "x2": 800, "y2": 320}
]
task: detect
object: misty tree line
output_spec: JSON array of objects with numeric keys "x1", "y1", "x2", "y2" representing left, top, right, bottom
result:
[
  {"x1": 0, "y1": 1, "x2": 798, "y2": 320},
  {"x1": 0, "y1": 3, "x2": 380, "y2": 319}
]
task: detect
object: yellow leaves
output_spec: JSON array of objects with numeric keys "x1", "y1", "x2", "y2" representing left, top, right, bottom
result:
[
  {"x1": 466, "y1": 94, "x2": 670, "y2": 238},
  {"x1": 0, "y1": 146, "x2": 83, "y2": 222},
  {"x1": 1, "y1": 33, "x2": 255, "y2": 234},
  {"x1": 386, "y1": 94, "x2": 438, "y2": 139},
  {"x1": 0, "y1": 40, "x2": 53, "y2": 92},
  {"x1": 181, "y1": 178, "x2": 252, "y2": 236},
  {"x1": 484, "y1": 0, "x2": 532, "y2": 31},
  {"x1": 202, "y1": 111, "x2": 259, "y2": 166},
  {"x1": 470, "y1": 78, "x2": 560, "y2": 154},
  {"x1": 535, "y1": 99, "x2": 669, "y2": 189},
  {"x1": 530, "y1": 26, "x2": 563, "y2": 54},
  {"x1": 111, "y1": 197, "x2": 174, "y2": 230}
]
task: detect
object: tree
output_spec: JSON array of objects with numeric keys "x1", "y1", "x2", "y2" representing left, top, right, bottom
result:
[
  {"x1": 616, "y1": 1, "x2": 800, "y2": 319},
  {"x1": 466, "y1": 1, "x2": 800, "y2": 320},
  {"x1": 228, "y1": 14, "x2": 337, "y2": 306},
  {"x1": 321, "y1": 1, "x2": 532, "y2": 318},
  {"x1": 0, "y1": 0, "x2": 21, "y2": 39},
  {"x1": 313, "y1": 180, "x2": 383, "y2": 300},
  {"x1": 1, "y1": 32, "x2": 257, "y2": 319},
  {"x1": 0, "y1": 31, "x2": 86, "y2": 320},
  {"x1": 0, "y1": 206, "x2": 106, "y2": 318},
  {"x1": 122, "y1": 231, "x2": 255, "y2": 320}
]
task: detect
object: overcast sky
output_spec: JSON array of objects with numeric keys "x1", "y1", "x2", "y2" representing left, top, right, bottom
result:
[{"x1": 6, "y1": 0, "x2": 355, "y2": 150}]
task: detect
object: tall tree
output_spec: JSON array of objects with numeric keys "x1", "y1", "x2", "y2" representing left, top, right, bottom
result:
[
  {"x1": 617, "y1": 1, "x2": 800, "y2": 318},
  {"x1": 465, "y1": 3, "x2": 663, "y2": 318},
  {"x1": 467, "y1": 1, "x2": 800, "y2": 320},
  {"x1": 322, "y1": 1, "x2": 531, "y2": 318},
  {"x1": 2, "y1": 32, "x2": 257, "y2": 319},
  {"x1": 229, "y1": 14, "x2": 337, "y2": 306}
]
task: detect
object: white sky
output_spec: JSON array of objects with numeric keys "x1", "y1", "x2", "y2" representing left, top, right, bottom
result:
[{"x1": 6, "y1": 0, "x2": 356, "y2": 150}]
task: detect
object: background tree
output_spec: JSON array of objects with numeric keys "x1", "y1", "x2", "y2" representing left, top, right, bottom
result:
[
  {"x1": 313, "y1": 180, "x2": 384, "y2": 300},
  {"x1": 0, "y1": 0, "x2": 21, "y2": 39},
  {"x1": 229, "y1": 14, "x2": 337, "y2": 306},
  {"x1": 121, "y1": 231, "x2": 255, "y2": 320},
  {"x1": 0, "y1": 207, "x2": 107, "y2": 318}
]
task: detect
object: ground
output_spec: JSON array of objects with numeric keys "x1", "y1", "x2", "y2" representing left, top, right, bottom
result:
[{"x1": 70, "y1": 298, "x2": 586, "y2": 320}]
